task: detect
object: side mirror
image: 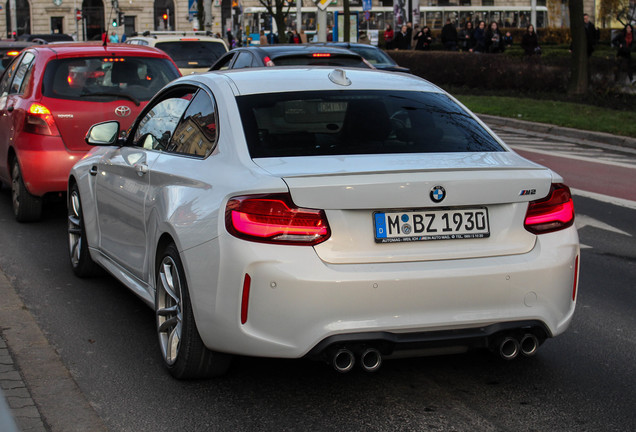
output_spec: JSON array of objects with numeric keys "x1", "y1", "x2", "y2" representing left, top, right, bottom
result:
[{"x1": 85, "y1": 121, "x2": 121, "y2": 146}]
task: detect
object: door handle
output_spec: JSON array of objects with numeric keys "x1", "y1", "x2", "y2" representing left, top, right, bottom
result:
[
  {"x1": 89, "y1": 165, "x2": 98, "y2": 176},
  {"x1": 135, "y1": 163, "x2": 148, "y2": 176}
]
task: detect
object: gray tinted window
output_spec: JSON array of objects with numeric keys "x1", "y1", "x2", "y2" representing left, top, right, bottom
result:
[
  {"x1": 273, "y1": 55, "x2": 368, "y2": 68},
  {"x1": 233, "y1": 52, "x2": 255, "y2": 69},
  {"x1": 156, "y1": 41, "x2": 227, "y2": 68},
  {"x1": 237, "y1": 90, "x2": 504, "y2": 158}
]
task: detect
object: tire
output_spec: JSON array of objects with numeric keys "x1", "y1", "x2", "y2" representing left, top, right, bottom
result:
[
  {"x1": 68, "y1": 183, "x2": 100, "y2": 277},
  {"x1": 155, "y1": 243, "x2": 232, "y2": 379},
  {"x1": 11, "y1": 160, "x2": 42, "y2": 222}
]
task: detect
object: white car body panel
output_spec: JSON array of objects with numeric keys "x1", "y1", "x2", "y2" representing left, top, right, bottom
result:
[{"x1": 70, "y1": 67, "x2": 580, "y2": 366}]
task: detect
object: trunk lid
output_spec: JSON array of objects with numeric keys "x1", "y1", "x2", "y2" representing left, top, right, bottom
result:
[{"x1": 254, "y1": 152, "x2": 553, "y2": 264}]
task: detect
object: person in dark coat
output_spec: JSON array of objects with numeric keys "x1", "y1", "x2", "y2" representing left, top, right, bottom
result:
[
  {"x1": 583, "y1": 13, "x2": 600, "y2": 57},
  {"x1": 521, "y1": 24, "x2": 540, "y2": 56},
  {"x1": 393, "y1": 25, "x2": 410, "y2": 50},
  {"x1": 414, "y1": 26, "x2": 433, "y2": 51},
  {"x1": 458, "y1": 21, "x2": 474, "y2": 52},
  {"x1": 612, "y1": 24, "x2": 634, "y2": 84},
  {"x1": 441, "y1": 18, "x2": 458, "y2": 51},
  {"x1": 485, "y1": 21, "x2": 503, "y2": 53},
  {"x1": 405, "y1": 21, "x2": 413, "y2": 49},
  {"x1": 471, "y1": 21, "x2": 486, "y2": 53}
]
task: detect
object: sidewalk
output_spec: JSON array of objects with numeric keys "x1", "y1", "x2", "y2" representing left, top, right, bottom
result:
[
  {"x1": 0, "y1": 269, "x2": 107, "y2": 432},
  {"x1": 0, "y1": 115, "x2": 633, "y2": 432}
]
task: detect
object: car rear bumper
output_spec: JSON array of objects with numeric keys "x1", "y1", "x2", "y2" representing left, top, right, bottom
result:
[
  {"x1": 16, "y1": 134, "x2": 88, "y2": 196},
  {"x1": 183, "y1": 226, "x2": 579, "y2": 359}
]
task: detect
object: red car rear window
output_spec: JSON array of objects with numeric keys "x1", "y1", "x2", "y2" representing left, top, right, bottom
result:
[{"x1": 42, "y1": 56, "x2": 179, "y2": 103}]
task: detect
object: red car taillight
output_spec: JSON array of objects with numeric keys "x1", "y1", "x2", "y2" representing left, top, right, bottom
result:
[
  {"x1": 226, "y1": 194, "x2": 330, "y2": 246},
  {"x1": 24, "y1": 103, "x2": 60, "y2": 136},
  {"x1": 524, "y1": 183, "x2": 575, "y2": 234}
]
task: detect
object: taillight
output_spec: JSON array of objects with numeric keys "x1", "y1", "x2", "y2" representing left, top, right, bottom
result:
[
  {"x1": 312, "y1": 53, "x2": 332, "y2": 57},
  {"x1": 226, "y1": 193, "x2": 330, "y2": 246},
  {"x1": 263, "y1": 56, "x2": 275, "y2": 67},
  {"x1": 524, "y1": 183, "x2": 575, "y2": 234},
  {"x1": 24, "y1": 103, "x2": 60, "y2": 136},
  {"x1": 6, "y1": 50, "x2": 20, "y2": 57}
]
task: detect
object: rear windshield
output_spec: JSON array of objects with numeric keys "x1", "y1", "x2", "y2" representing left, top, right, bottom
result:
[
  {"x1": 155, "y1": 41, "x2": 227, "y2": 68},
  {"x1": 42, "y1": 57, "x2": 179, "y2": 102},
  {"x1": 237, "y1": 90, "x2": 504, "y2": 158},
  {"x1": 273, "y1": 55, "x2": 369, "y2": 68}
]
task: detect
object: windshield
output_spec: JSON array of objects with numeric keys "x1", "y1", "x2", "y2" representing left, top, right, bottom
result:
[
  {"x1": 155, "y1": 41, "x2": 227, "y2": 68},
  {"x1": 42, "y1": 57, "x2": 179, "y2": 102},
  {"x1": 237, "y1": 90, "x2": 504, "y2": 158}
]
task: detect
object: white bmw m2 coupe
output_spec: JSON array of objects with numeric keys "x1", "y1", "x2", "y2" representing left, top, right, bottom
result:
[{"x1": 68, "y1": 67, "x2": 579, "y2": 379}]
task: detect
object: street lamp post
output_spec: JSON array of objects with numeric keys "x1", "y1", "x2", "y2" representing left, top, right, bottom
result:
[{"x1": 9, "y1": 0, "x2": 17, "y2": 38}]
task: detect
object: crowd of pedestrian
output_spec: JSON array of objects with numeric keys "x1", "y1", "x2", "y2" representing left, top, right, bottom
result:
[{"x1": 385, "y1": 19, "x2": 525, "y2": 55}]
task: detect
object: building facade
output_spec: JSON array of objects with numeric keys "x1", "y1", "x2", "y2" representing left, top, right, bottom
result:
[{"x1": 2, "y1": 0, "x2": 599, "y2": 42}]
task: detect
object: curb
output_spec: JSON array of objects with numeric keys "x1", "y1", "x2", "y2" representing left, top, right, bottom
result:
[
  {"x1": 478, "y1": 114, "x2": 636, "y2": 150},
  {"x1": 0, "y1": 270, "x2": 108, "y2": 432}
]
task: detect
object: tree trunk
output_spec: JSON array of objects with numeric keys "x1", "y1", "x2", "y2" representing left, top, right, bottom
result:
[
  {"x1": 275, "y1": 13, "x2": 288, "y2": 43},
  {"x1": 568, "y1": 0, "x2": 588, "y2": 95},
  {"x1": 343, "y1": 0, "x2": 351, "y2": 42}
]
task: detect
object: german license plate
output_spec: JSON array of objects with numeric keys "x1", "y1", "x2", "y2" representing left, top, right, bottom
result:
[{"x1": 374, "y1": 207, "x2": 490, "y2": 243}]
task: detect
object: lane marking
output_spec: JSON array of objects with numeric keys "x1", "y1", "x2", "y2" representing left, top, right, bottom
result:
[
  {"x1": 572, "y1": 189, "x2": 636, "y2": 210},
  {"x1": 576, "y1": 214, "x2": 632, "y2": 237}
]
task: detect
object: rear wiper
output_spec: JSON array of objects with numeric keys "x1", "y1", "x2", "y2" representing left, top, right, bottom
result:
[{"x1": 80, "y1": 91, "x2": 140, "y2": 106}]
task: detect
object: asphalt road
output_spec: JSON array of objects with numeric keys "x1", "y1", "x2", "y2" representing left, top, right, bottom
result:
[{"x1": 0, "y1": 128, "x2": 635, "y2": 431}]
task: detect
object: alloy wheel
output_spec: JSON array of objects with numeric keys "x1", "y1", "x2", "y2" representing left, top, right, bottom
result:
[
  {"x1": 68, "y1": 190, "x2": 83, "y2": 267},
  {"x1": 11, "y1": 162, "x2": 21, "y2": 215},
  {"x1": 156, "y1": 256, "x2": 183, "y2": 365}
]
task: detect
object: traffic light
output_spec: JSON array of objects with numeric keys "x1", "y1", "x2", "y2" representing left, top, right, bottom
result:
[
  {"x1": 112, "y1": 18, "x2": 118, "y2": 27},
  {"x1": 162, "y1": 13, "x2": 168, "y2": 22},
  {"x1": 118, "y1": 12, "x2": 125, "y2": 26}
]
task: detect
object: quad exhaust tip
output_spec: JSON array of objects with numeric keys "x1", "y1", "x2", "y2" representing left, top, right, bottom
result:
[
  {"x1": 499, "y1": 337, "x2": 520, "y2": 360},
  {"x1": 332, "y1": 348, "x2": 355, "y2": 373},
  {"x1": 520, "y1": 333, "x2": 539, "y2": 357},
  {"x1": 360, "y1": 348, "x2": 382, "y2": 373}
]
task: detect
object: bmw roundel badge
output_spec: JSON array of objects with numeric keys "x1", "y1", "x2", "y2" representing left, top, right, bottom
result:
[{"x1": 430, "y1": 186, "x2": 446, "y2": 203}]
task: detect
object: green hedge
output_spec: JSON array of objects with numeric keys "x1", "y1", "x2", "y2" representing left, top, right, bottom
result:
[{"x1": 387, "y1": 50, "x2": 619, "y2": 94}]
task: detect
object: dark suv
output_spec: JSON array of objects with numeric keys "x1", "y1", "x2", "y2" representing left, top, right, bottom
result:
[{"x1": 209, "y1": 45, "x2": 372, "y2": 70}]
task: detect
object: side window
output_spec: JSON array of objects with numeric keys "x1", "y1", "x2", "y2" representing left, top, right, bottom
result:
[
  {"x1": 167, "y1": 90, "x2": 218, "y2": 158},
  {"x1": 11, "y1": 52, "x2": 35, "y2": 95},
  {"x1": 233, "y1": 52, "x2": 254, "y2": 69},
  {"x1": 0, "y1": 54, "x2": 22, "y2": 98},
  {"x1": 210, "y1": 53, "x2": 235, "y2": 71},
  {"x1": 132, "y1": 87, "x2": 197, "y2": 151}
]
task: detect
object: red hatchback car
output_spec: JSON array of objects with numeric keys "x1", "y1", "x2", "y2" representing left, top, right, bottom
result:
[{"x1": 0, "y1": 43, "x2": 180, "y2": 221}]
